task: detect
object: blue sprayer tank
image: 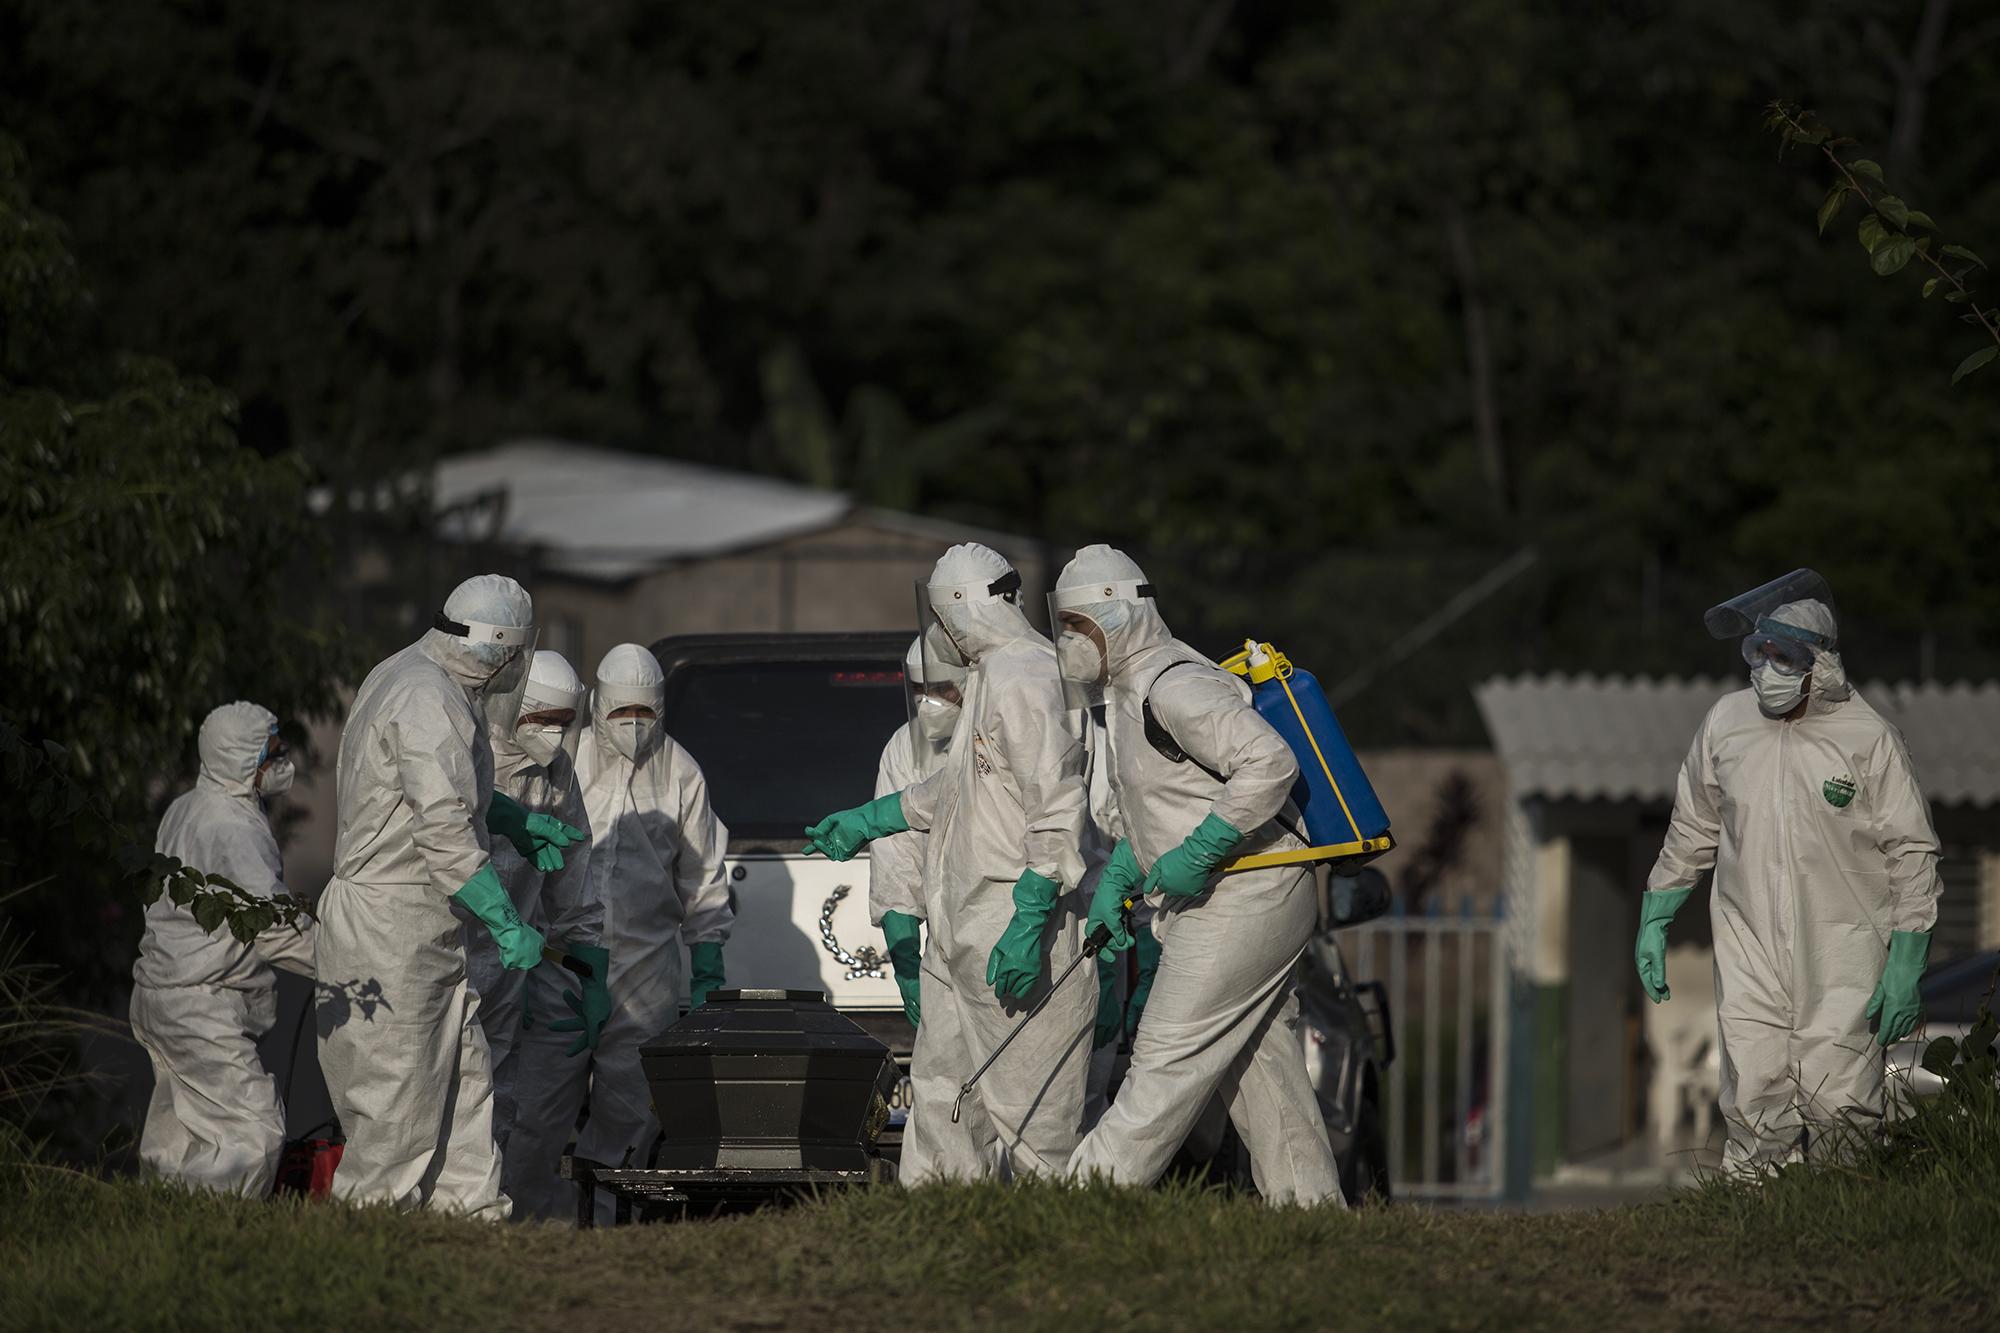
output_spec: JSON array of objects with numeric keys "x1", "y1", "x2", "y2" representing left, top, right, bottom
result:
[{"x1": 1220, "y1": 641, "x2": 1393, "y2": 870}]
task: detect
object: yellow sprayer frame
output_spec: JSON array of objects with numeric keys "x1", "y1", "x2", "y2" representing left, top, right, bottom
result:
[{"x1": 1215, "y1": 641, "x2": 1395, "y2": 875}]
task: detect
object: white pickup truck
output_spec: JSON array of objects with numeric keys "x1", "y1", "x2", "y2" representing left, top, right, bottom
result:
[{"x1": 652, "y1": 630, "x2": 1393, "y2": 1196}]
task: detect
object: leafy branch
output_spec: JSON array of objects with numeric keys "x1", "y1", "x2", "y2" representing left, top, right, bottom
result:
[
  {"x1": 1, "y1": 717, "x2": 314, "y2": 944},
  {"x1": 1766, "y1": 101, "x2": 1998, "y2": 385}
]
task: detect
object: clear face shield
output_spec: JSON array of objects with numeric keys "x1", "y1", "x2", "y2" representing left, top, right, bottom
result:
[
  {"x1": 436, "y1": 610, "x2": 540, "y2": 732},
  {"x1": 1704, "y1": 569, "x2": 1836, "y2": 679},
  {"x1": 515, "y1": 682, "x2": 586, "y2": 767},
  {"x1": 1049, "y1": 576, "x2": 1153, "y2": 705},
  {"x1": 903, "y1": 632, "x2": 966, "y2": 768}
]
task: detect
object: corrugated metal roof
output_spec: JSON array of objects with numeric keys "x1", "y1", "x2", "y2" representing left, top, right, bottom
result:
[
  {"x1": 431, "y1": 440, "x2": 853, "y2": 579},
  {"x1": 1475, "y1": 674, "x2": 2000, "y2": 807}
]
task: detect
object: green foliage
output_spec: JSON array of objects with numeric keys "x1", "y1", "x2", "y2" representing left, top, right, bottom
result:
[
  {"x1": 1768, "y1": 100, "x2": 2000, "y2": 385},
  {"x1": 4, "y1": 3, "x2": 2000, "y2": 744},
  {"x1": 0, "y1": 137, "x2": 346, "y2": 991}
]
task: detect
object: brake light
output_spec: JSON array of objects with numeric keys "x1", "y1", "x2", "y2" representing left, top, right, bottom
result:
[{"x1": 830, "y1": 670, "x2": 904, "y2": 686}]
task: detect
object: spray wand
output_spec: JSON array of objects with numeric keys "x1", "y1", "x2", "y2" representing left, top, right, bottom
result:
[{"x1": 950, "y1": 889, "x2": 1138, "y2": 1124}]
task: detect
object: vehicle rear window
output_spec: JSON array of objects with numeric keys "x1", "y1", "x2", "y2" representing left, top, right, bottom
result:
[{"x1": 661, "y1": 659, "x2": 910, "y2": 845}]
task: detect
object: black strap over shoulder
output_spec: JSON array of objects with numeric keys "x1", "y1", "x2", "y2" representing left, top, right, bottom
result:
[
  {"x1": 1143, "y1": 661, "x2": 1227, "y2": 784},
  {"x1": 1142, "y1": 659, "x2": 1309, "y2": 847}
]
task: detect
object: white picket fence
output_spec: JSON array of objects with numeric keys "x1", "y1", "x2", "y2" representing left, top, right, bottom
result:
[{"x1": 1344, "y1": 901, "x2": 1510, "y2": 1201}]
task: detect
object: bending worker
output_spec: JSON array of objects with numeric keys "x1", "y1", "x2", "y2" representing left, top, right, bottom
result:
[
  {"x1": 459, "y1": 649, "x2": 606, "y2": 1154},
  {"x1": 316, "y1": 574, "x2": 586, "y2": 1217},
  {"x1": 1058, "y1": 545, "x2": 1344, "y2": 1206},
  {"x1": 868, "y1": 636, "x2": 967, "y2": 1028},
  {"x1": 507, "y1": 643, "x2": 732, "y2": 1222},
  {"x1": 1639, "y1": 572, "x2": 1940, "y2": 1167},
  {"x1": 129, "y1": 702, "x2": 315, "y2": 1196},
  {"x1": 806, "y1": 543, "x2": 1093, "y2": 1182}
]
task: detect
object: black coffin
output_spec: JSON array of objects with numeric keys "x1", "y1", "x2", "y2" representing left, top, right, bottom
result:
[{"x1": 641, "y1": 988, "x2": 898, "y2": 1172}]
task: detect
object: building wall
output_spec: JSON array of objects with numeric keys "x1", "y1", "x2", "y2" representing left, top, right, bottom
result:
[{"x1": 528, "y1": 518, "x2": 1052, "y2": 674}]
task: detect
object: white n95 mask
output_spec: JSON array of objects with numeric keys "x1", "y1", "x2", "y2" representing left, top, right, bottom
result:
[
  {"x1": 258, "y1": 756, "x2": 295, "y2": 798},
  {"x1": 1752, "y1": 662, "x2": 1806, "y2": 717},
  {"x1": 915, "y1": 694, "x2": 961, "y2": 745},
  {"x1": 1056, "y1": 630, "x2": 1106, "y2": 687},
  {"x1": 610, "y1": 716, "x2": 658, "y2": 761},
  {"x1": 517, "y1": 723, "x2": 567, "y2": 766}
]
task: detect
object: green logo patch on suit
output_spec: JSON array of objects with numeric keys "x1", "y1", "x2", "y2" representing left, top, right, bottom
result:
[{"x1": 1823, "y1": 774, "x2": 1857, "y2": 808}]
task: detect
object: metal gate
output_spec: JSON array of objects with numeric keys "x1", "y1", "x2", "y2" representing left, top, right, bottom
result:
[{"x1": 1345, "y1": 899, "x2": 1509, "y2": 1201}]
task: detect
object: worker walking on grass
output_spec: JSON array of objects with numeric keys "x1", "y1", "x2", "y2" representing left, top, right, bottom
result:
[
  {"x1": 1639, "y1": 571, "x2": 1940, "y2": 1168},
  {"x1": 316, "y1": 574, "x2": 587, "y2": 1218},
  {"x1": 806, "y1": 543, "x2": 1094, "y2": 1182},
  {"x1": 505, "y1": 642, "x2": 732, "y2": 1223},
  {"x1": 1056, "y1": 545, "x2": 1344, "y2": 1206},
  {"x1": 128, "y1": 702, "x2": 316, "y2": 1197}
]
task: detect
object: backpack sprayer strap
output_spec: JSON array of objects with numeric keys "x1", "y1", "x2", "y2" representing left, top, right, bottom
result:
[{"x1": 1141, "y1": 660, "x2": 1309, "y2": 850}]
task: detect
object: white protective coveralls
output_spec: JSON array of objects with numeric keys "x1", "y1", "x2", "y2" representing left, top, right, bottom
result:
[
  {"x1": 505, "y1": 643, "x2": 733, "y2": 1221},
  {"x1": 1061, "y1": 546, "x2": 1343, "y2": 1205},
  {"x1": 314, "y1": 574, "x2": 532, "y2": 1217},
  {"x1": 129, "y1": 701, "x2": 315, "y2": 1195},
  {"x1": 898, "y1": 543, "x2": 1094, "y2": 1183},
  {"x1": 456, "y1": 650, "x2": 602, "y2": 1150},
  {"x1": 867, "y1": 637, "x2": 967, "y2": 927},
  {"x1": 1647, "y1": 598, "x2": 1941, "y2": 1166}
]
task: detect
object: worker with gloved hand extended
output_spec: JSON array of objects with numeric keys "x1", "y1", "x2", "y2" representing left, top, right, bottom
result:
[
  {"x1": 452, "y1": 649, "x2": 607, "y2": 1158},
  {"x1": 316, "y1": 573, "x2": 561, "y2": 1217},
  {"x1": 507, "y1": 643, "x2": 732, "y2": 1222},
  {"x1": 1055, "y1": 545, "x2": 1343, "y2": 1206},
  {"x1": 129, "y1": 702, "x2": 316, "y2": 1197},
  {"x1": 806, "y1": 543, "x2": 1092, "y2": 1182},
  {"x1": 867, "y1": 637, "x2": 969, "y2": 1028},
  {"x1": 1641, "y1": 571, "x2": 1940, "y2": 1169}
]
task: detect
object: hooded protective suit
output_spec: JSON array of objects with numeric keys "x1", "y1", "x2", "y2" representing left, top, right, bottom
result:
[
  {"x1": 1059, "y1": 546, "x2": 1342, "y2": 1205},
  {"x1": 457, "y1": 650, "x2": 601, "y2": 1150},
  {"x1": 505, "y1": 643, "x2": 733, "y2": 1221},
  {"x1": 129, "y1": 701, "x2": 315, "y2": 1195},
  {"x1": 315, "y1": 574, "x2": 532, "y2": 1217},
  {"x1": 1647, "y1": 598, "x2": 1942, "y2": 1166},
  {"x1": 894, "y1": 543, "x2": 1094, "y2": 1183},
  {"x1": 869, "y1": 637, "x2": 967, "y2": 927}
]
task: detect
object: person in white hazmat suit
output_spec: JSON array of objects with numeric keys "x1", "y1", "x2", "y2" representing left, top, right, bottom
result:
[
  {"x1": 1640, "y1": 575, "x2": 1940, "y2": 1168},
  {"x1": 505, "y1": 642, "x2": 734, "y2": 1221},
  {"x1": 805, "y1": 543, "x2": 1094, "y2": 1182},
  {"x1": 129, "y1": 702, "x2": 315, "y2": 1196},
  {"x1": 456, "y1": 649, "x2": 606, "y2": 1152},
  {"x1": 316, "y1": 574, "x2": 589, "y2": 1217},
  {"x1": 1057, "y1": 545, "x2": 1343, "y2": 1206},
  {"x1": 869, "y1": 637, "x2": 968, "y2": 1027}
]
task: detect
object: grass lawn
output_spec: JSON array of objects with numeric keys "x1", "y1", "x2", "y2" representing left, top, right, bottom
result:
[{"x1": 3, "y1": 1156, "x2": 1995, "y2": 1333}]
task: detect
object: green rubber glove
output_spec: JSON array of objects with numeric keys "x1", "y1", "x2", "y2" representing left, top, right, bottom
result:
[
  {"x1": 1086, "y1": 842, "x2": 1142, "y2": 952},
  {"x1": 1634, "y1": 886, "x2": 1693, "y2": 1003},
  {"x1": 1125, "y1": 926, "x2": 1161, "y2": 1042},
  {"x1": 985, "y1": 868, "x2": 1061, "y2": 1000},
  {"x1": 450, "y1": 863, "x2": 545, "y2": 970},
  {"x1": 487, "y1": 792, "x2": 585, "y2": 872},
  {"x1": 1094, "y1": 954, "x2": 1122, "y2": 1049},
  {"x1": 803, "y1": 792, "x2": 910, "y2": 861},
  {"x1": 688, "y1": 941, "x2": 727, "y2": 1008},
  {"x1": 547, "y1": 943, "x2": 612, "y2": 1057},
  {"x1": 1141, "y1": 813, "x2": 1245, "y2": 898},
  {"x1": 882, "y1": 911, "x2": 924, "y2": 1026},
  {"x1": 1865, "y1": 929, "x2": 1932, "y2": 1047}
]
